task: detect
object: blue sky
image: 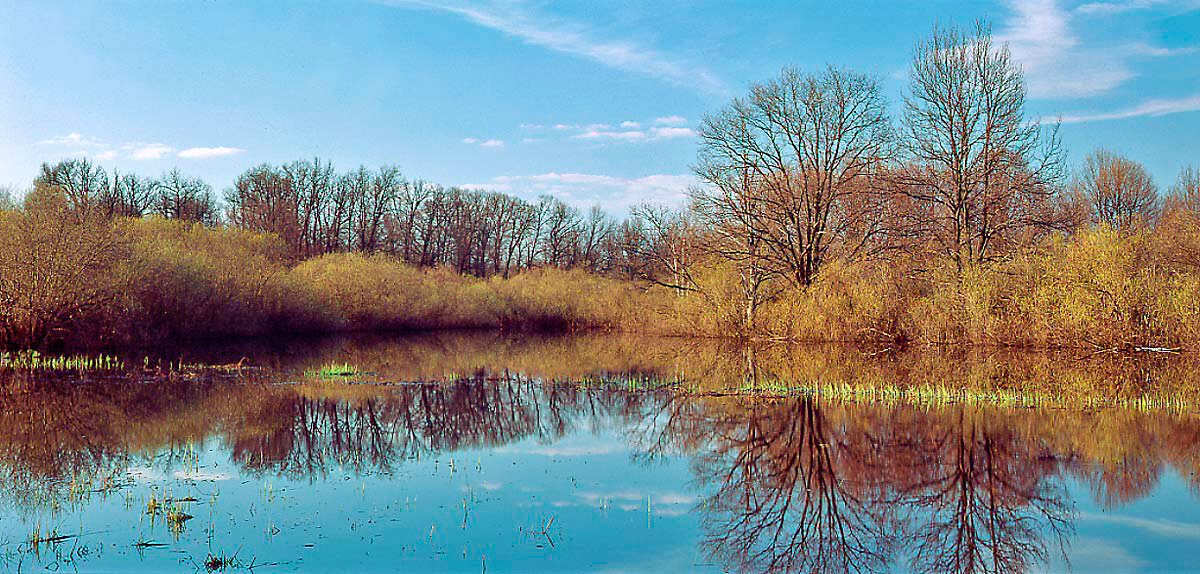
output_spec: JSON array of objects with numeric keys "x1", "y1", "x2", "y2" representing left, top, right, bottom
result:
[{"x1": 2, "y1": 0, "x2": 1198, "y2": 211}]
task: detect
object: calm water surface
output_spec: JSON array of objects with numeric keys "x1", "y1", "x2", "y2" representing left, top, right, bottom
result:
[{"x1": 2, "y1": 332, "x2": 1199, "y2": 573}]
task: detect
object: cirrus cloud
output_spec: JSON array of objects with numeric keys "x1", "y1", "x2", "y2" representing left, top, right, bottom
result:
[
  {"x1": 178, "y1": 146, "x2": 245, "y2": 159},
  {"x1": 460, "y1": 171, "x2": 695, "y2": 212}
]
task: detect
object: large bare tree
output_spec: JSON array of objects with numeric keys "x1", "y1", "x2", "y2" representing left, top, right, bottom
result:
[
  {"x1": 897, "y1": 22, "x2": 1065, "y2": 270},
  {"x1": 695, "y1": 66, "x2": 894, "y2": 288}
]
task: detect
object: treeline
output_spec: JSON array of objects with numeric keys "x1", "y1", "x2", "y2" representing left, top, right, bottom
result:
[{"x1": 24, "y1": 157, "x2": 648, "y2": 278}]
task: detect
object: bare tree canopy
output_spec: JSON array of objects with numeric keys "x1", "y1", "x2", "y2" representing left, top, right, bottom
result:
[
  {"x1": 1167, "y1": 165, "x2": 1200, "y2": 215},
  {"x1": 897, "y1": 21, "x2": 1065, "y2": 269},
  {"x1": 34, "y1": 157, "x2": 110, "y2": 222},
  {"x1": 152, "y1": 168, "x2": 220, "y2": 225},
  {"x1": 694, "y1": 66, "x2": 894, "y2": 287},
  {"x1": 1072, "y1": 149, "x2": 1159, "y2": 232}
]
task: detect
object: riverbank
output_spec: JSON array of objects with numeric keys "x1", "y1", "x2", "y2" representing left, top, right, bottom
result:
[{"x1": 4, "y1": 210, "x2": 1200, "y2": 351}]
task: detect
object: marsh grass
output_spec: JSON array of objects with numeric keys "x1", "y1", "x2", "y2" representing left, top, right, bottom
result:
[
  {"x1": 304, "y1": 362, "x2": 362, "y2": 379},
  {"x1": 730, "y1": 378, "x2": 1199, "y2": 413},
  {"x1": 0, "y1": 351, "x2": 123, "y2": 371}
]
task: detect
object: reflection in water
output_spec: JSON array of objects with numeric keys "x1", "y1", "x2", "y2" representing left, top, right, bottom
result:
[
  {"x1": 690, "y1": 399, "x2": 897, "y2": 573},
  {"x1": 2, "y1": 333, "x2": 1200, "y2": 572}
]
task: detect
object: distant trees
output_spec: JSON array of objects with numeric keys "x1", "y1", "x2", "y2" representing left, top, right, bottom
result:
[
  {"x1": 896, "y1": 22, "x2": 1065, "y2": 269},
  {"x1": 34, "y1": 158, "x2": 110, "y2": 222},
  {"x1": 1073, "y1": 149, "x2": 1159, "y2": 232},
  {"x1": 222, "y1": 160, "x2": 625, "y2": 276},
  {"x1": 0, "y1": 186, "x2": 15, "y2": 211},
  {"x1": 33, "y1": 158, "x2": 218, "y2": 225},
  {"x1": 1168, "y1": 165, "x2": 1200, "y2": 215},
  {"x1": 152, "y1": 169, "x2": 219, "y2": 225}
]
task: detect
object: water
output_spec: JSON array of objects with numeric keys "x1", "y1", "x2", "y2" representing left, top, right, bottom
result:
[{"x1": 2, "y1": 332, "x2": 1199, "y2": 573}]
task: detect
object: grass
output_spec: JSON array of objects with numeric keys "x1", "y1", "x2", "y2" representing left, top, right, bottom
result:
[
  {"x1": 0, "y1": 350, "x2": 124, "y2": 371},
  {"x1": 729, "y1": 378, "x2": 1199, "y2": 412},
  {"x1": 304, "y1": 362, "x2": 362, "y2": 379}
]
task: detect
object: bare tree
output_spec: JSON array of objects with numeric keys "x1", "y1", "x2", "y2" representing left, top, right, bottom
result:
[
  {"x1": 897, "y1": 21, "x2": 1065, "y2": 270},
  {"x1": 152, "y1": 168, "x2": 219, "y2": 225},
  {"x1": 0, "y1": 185, "x2": 16, "y2": 211},
  {"x1": 1168, "y1": 165, "x2": 1200, "y2": 215},
  {"x1": 226, "y1": 164, "x2": 303, "y2": 253},
  {"x1": 1073, "y1": 149, "x2": 1158, "y2": 232},
  {"x1": 34, "y1": 158, "x2": 110, "y2": 222},
  {"x1": 695, "y1": 66, "x2": 894, "y2": 288},
  {"x1": 103, "y1": 171, "x2": 155, "y2": 218}
]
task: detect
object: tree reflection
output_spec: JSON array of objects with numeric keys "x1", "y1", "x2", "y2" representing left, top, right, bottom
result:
[
  {"x1": 885, "y1": 411, "x2": 1073, "y2": 573},
  {"x1": 226, "y1": 378, "x2": 672, "y2": 477},
  {"x1": 693, "y1": 398, "x2": 897, "y2": 573},
  {"x1": 658, "y1": 391, "x2": 1078, "y2": 573}
]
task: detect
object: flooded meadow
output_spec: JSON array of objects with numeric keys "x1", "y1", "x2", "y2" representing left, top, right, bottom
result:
[{"x1": 2, "y1": 333, "x2": 1200, "y2": 572}]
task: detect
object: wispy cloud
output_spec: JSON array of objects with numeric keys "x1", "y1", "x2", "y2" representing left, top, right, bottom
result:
[
  {"x1": 997, "y1": 0, "x2": 1188, "y2": 99},
  {"x1": 37, "y1": 133, "x2": 245, "y2": 161},
  {"x1": 1074, "y1": 0, "x2": 1175, "y2": 15},
  {"x1": 650, "y1": 126, "x2": 695, "y2": 138},
  {"x1": 380, "y1": 0, "x2": 724, "y2": 94},
  {"x1": 1056, "y1": 94, "x2": 1200, "y2": 123},
  {"x1": 541, "y1": 117, "x2": 695, "y2": 143},
  {"x1": 573, "y1": 128, "x2": 647, "y2": 141},
  {"x1": 127, "y1": 144, "x2": 176, "y2": 160},
  {"x1": 38, "y1": 132, "x2": 105, "y2": 147},
  {"x1": 178, "y1": 146, "x2": 245, "y2": 159},
  {"x1": 463, "y1": 136, "x2": 504, "y2": 148},
  {"x1": 1080, "y1": 512, "x2": 1200, "y2": 539},
  {"x1": 461, "y1": 172, "x2": 694, "y2": 211}
]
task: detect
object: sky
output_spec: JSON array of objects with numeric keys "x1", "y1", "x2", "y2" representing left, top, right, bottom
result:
[{"x1": 1, "y1": 0, "x2": 1198, "y2": 211}]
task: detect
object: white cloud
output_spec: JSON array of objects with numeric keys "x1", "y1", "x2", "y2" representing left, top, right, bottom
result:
[
  {"x1": 543, "y1": 116, "x2": 693, "y2": 143},
  {"x1": 37, "y1": 134, "x2": 245, "y2": 161},
  {"x1": 996, "y1": 0, "x2": 1190, "y2": 99},
  {"x1": 463, "y1": 137, "x2": 504, "y2": 148},
  {"x1": 38, "y1": 132, "x2": 105, "y2": 147},
  {"x1": 1075, "y1": 0, "x2": 1173, "y2": 15},
  {"x1": 1055, "y1": 94, "x2": 1200, "y2": 123},
  {"x1": 521, "y1": 137, "x2": 544, "y2": 144},
  {"x1": 650, "y1": 126, "x2": 695, "y2": 139},
  {"x1": 381, "y1": 0, "x2": 725, "y2": 94},
  {"x1": 997, "y1": 0, "x2": 1130, "y2": 98},
  {"x1": 177, "y1": 146, "x2": 245, "y2": 159},
  {"x1": 573, "y1": 129, "x2": 647, "y2": 141},
  {"x1": 467, "y1": 171, "x2": 694, "y2": 211},
  {"x1": 129, "y1": 144, "x2": 175, "y2": 160}
]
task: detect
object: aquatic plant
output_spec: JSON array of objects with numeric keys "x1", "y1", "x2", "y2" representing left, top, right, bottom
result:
[
  {"x1": 0, "y1": 350, "x2": 124, "y2": 371},
  {"x1": 304, "y1": 362, "x2": 362, "y2": 379}
]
